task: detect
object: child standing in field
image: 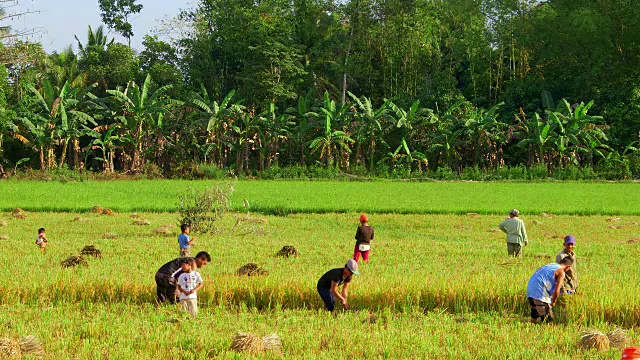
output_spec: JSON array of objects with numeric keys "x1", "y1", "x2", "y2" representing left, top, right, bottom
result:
[
  {"x1": 556, "y1": 235, "x2": 578, "y2": 294},
  {"x1": 353, "y1": 214, "x2": 374, "y2": 264},
  {"x1": 178, "y1": 224, "x2": 196, "y2": 257},
  {"x1": 35, "y1": 227, "x2": 48, "y2": 253},
  {"x1": 176, "y1": 258, "x2": 203, "y2": 318}
]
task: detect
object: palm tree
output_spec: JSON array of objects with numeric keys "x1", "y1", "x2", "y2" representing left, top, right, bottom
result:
[
  {"x1": 309, "y1": 92, "x2": 353, "y2": 167},
  {"x1": 106, "y1": 74, "x2": 179, "y2": 171},
  {"x1": 75, "y1": 25, "x2": 114, "y2": 58}
]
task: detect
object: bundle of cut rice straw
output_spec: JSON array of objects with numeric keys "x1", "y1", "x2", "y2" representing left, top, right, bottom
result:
[
  {"x1": 580, "y1": 330, "x2": 610, "y2": 351},
  {"x1": 0, "y1": 335, "x2": 44, "y2": 359},
  {"x1": 230, "y1": 332, "x2": 281, "y2": 354}
]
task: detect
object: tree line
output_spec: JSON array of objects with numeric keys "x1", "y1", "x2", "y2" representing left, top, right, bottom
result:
[{"x1": 1, "y1": 0, "x2": 639, "y2": 178}]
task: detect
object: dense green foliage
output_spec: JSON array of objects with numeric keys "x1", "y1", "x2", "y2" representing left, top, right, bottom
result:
[
  {"x1": 1, "y1": 0, "x2": 640, "y2": 178},
  {"x1": 1, "y1": 180, "x2": 640, "y2": 215}
]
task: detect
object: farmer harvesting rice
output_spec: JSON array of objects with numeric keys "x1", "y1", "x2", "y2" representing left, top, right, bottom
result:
[
  {"x1": 526, "y1": 257, "x2": 573, "y2": 323},
  {"x1": 499, "y1": 209, "x2": 528, "y2": 257},
  {"x1": 317, "y1": 259, "x2": 359, "y2": 311},
  {"x1": 556, "y1": 235, "x2": 578, "y2": 294},
  {"x1": 155, "y1": 251, "x2": 210, "y2": 304},
  {"x1": 353, "y1": 214, "x2": 374, "y2": 263}
]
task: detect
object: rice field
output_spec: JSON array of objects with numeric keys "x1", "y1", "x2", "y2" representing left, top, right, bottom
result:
[
  {"x1": 1, "y1": 180, "x2": 640, "y2": 215},
  {"x1": 0, "y1": 206, "x2": 639, "y2": 359}
]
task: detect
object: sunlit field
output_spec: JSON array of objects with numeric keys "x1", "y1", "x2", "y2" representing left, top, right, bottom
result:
[{"x1": 1, "y1": 208, "x2": 639, "y2": 358}]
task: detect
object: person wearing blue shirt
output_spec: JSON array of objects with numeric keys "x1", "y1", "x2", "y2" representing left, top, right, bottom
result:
[
  {"x1": 526, "y1": 256, "x2": 573, "y2": 323},
  {"x1": 178, "y1": 224, "x2": 197, "y2": 257}
]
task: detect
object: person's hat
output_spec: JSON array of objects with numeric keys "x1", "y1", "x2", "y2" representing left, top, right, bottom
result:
[
  {"x1": 509, "y1": 209, "x2": 520, "y2": 216},
  {"x1": 622, "y1": 347, "x2": 640, "y2": 359},
  {"x1": 345, "y1": 259, "x2": 360, "y2": 275},
  {"x1": 359, "y1": 214, "x2": 368, "y2": 223},
  {"x1": 564, "y1": 235, "x2": 576, "y2": 245}
]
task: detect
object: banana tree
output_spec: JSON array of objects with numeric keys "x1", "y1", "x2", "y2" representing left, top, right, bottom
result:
[
  {"x1": 515, "y1": 112, "x2": 553, "y2": 166},
  {"x1": 309, "y1": 92, "x2": 353, "y2": 167},
  {"x1": 256, "y1": 102, "x2": 292, "y2": 170},
  {"x1": 348, "y1": 92, "x2": 387, "y2": 170},
  {"x1": 86, "y1": 124, "x2": 121, "y2": 172},
  {"x1": 286, "y1": 90, "x2": 318, "y2": 166},
  {"x1": 106, "y1": 74, "x2": 179, "y2": 171}
]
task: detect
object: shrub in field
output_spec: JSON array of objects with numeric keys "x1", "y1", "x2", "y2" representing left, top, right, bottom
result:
[{"x1": 177, "y1": 182, "x2": 234, "y2": 233}]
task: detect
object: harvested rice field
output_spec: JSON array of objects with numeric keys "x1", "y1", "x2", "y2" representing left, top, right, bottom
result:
[{"x1": 0, "y1": 182, "x2": 639, "y2": 358}]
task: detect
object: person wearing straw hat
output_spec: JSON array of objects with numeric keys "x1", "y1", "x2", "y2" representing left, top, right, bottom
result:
[
  {"x1": 556, "y1": 235, "x2": 578, "y2": 294},
  {"x1": 526, "y1": 256, "x2": 573, "y2": 323},
  {"x1": 499, "y1": 209, "x2": 528, "y2": 257},
  {"x1": 317, "y1": 259, "x2": 360, "y2": 311}
]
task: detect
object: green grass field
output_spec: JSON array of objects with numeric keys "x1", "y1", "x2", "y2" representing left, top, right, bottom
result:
[
  {"x1": 1, "y1": 180, "x2": 640, "y2": 215},
  {"x1": 1, "y1": 207, "x2": 639, "y2": 358}
]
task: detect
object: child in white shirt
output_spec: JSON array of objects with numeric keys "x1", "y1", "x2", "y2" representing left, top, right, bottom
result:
[{"x1": 176, "y1": 258, "x2": 203, "y2": 317}]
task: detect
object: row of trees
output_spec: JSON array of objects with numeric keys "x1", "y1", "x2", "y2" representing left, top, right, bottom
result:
[{"x1": 1, "y1": 0, "x2": 639, "y2": 177}]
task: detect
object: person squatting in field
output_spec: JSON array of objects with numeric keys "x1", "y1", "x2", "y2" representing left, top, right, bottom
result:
[
  {"x1": 178, "y1": 224, "x2": 196, "y2": 257},
  {"x1": 35, "y1": 227, "x2": 48, "y2": 253},
  {"x1": 499, "y1": 209, "x2": 528, "y2": 257},
  {"x1": 175, "y1": 258, "x2": 203, "y2": 317},
  {"x1": 155, "y1": 251, "x2": 210, "y2": 304},
  {"x1": 526, "y1": 256, "x2": 573, "y2": 323},
  {"x1": 556, "y1": 235, "x2": 578, "y2": 295},
  {"x1": 353, "y1": 214, "x2": 374, "y2": 264},
  {"x1": 317, "y1": 259, "x2": 360, "y2": 311}
]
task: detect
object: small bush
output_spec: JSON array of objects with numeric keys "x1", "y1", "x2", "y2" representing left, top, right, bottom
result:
[{"x1": 177, "y1": 182, "x2": 234, "y2": 233}]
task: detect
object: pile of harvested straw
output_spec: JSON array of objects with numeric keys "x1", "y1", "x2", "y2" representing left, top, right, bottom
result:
[
  {"x1": 61, "y1": 255, "x2": 88, "y2": 268},
  {"x1": 101, "y1": 208, "x2": 114, "y2": 216},
  {"x1": 130, "y1": 213, "x2": 140, "y2": 219},
  {"x1": 580, "y1": 330, "x2": 610, "y2": 351},
  {"x1": 152, "y1": 225, "x2": 173, "y2": 236},
  {"x1": 132, "y1": 220, "x2": 151, "y2": 226},
  {"x1": 540, "y1": 213, "x2": 556, "y2": 218},
  {"x1": 80, "y1": 245, "x2": 102, "y2": 258},
  {"x1": 0, "y1": 220, "x2": 7, "y2": 227},
  {"x1": 0, "y1": 234, "x2": 9, "y2": 240},
  {"x1": 236, "y1": 263, "x2": 269, "y2": 276},
  {"x1": 606, "y1": 329, "x2": 630, "y2": 349},
  {"x1": 73, "y1": 216, "x2": 90, "y2": 222},
  {"x1": 466, "y1": 212, "x2": 480, "y2": 217},
  {"x1": 275, "y1": 246, "x2": 299, "y2": 258},
  {"x1": 230, "y1": 332, "x2": 281, "y2": 354},
  {"x1": 102, "y1": 233, "x2": 119, "y2": 239},
  {"x1": 0, "y1": 335, "x2": 44, "y2": 359},
  {"x1": 91, "y1": 206, "x2": 104, "y2": 214},
  {"x1": 11, "y1": 208, "x2": 26, "y2": 219}
]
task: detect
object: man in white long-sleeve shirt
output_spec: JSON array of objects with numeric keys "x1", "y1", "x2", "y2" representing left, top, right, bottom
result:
[{"x1": 499, "y1": 209, "x2": 528, "y2": 257}]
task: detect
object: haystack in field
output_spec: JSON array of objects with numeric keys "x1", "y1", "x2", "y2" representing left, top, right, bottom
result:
[
  {"x1": 130, "y1": 213, "x2": 140, "y2": 219},
  {"x1": 101, "y1": 208, "x2": 114, "y2": 216},
  {"x1": 236, "y1": 263, "x2": 269, "y2": 276},
  {"x1": 627, "y1": 238, "x2": 640, "y2": 244},
  {"x1": 230, "y1": 332, "x2": 281, "y2": 354},
  {"x1": 606, "y1": 329, "x2": 630, "y2": 349},
  {"x1": 61, "y1": 255, "x2": 88, "y2": 268},
  {"x1": 19, "y1": 335, "x2": 44, "y2": 358},
  {"x1": 81, "y1": 245, "x2": 102, "y2": 258},
  {"x1": 606, "y1": 217, "x2": 622, "y2": 222},
  {"x1": 540, "y1": 213, "x2": 556, "y2": 218},
  {"x1": 132, "y1": 220, "x2": 151, "y2": 226},
  {"x1": 466, "y1": 212, "x2": 480, "y2": 217},
  {"x1": 608, "y1": 225, "x2": 624, "y2": 229},
  {"x1": 0, "y1": 338, "x2": 20, "y2": 359},
  {"x1": 91, "y1": 206, "x2": 104, "y2": 214},
  {"x1": 0, "y1": 234, "x2": 9, "y2": 240},
  {"x1": 73, "y1": 216, "x2": 90, "y2": 222},
  {"x1": 532, "y1": 220, "x2": 543, "y2": 225},
  {"x1": 275, "y1": 246, "x2": 299, "y2": 258},
  {"x1": 102, "y1": 233, "x2": 119, "y2": 239},
  {"x1": 580, "y1": 330, "x2": 610, "y2": 351},
  {"x1": 11, "y1": 208, "x2": 26, "y2": 219},
  {"x1": 152, "y1": 225, "x2": 173, "y2": 236},
  {"x1": 0, "y1": 220, "x2": 7, "y2": 227}
]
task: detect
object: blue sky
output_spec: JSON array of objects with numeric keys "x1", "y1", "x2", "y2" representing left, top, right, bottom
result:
[{"x1": 6, "y1": 0, "x2": 194, "y2": 53}]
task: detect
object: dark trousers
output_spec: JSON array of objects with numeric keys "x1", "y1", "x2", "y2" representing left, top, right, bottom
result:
[
  {"x1": 528, "y1": 297, "x2": 553, "y2": 321},
  {"x1": 317, "y1": 287, "x2": 335, "y2": 311},
  {"x1": 155, "y1": 273, "x2": 177, "y2": 304}
]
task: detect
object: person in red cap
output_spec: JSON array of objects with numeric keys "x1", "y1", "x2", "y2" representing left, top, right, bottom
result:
[
  {"x1": 353, "y1": 214, "x2": 374, "y2": 264},
  {"x1": 556, "y1": 235, "x2": 578, "y2": 294},
  {"x1": 622, "y1": 347, "x2": 640, "y2": 359}
]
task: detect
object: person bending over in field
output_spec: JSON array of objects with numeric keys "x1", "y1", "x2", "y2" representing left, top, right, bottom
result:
[
  {"x1": 526, "y1": 257, "x2": 573, "y2": 323},
  {"x1": 317, "y1": 259, "x2": 359, "y2": 312},
  {"x1": 35, "y1": 227, "x2": 48, "y2": 253},
  {"x1": 176, "y1": 258, "x2": 203, "y2": 318},
  {"x1": 499, "y1": 209, "x2": 528, "y2": 257},
  {"x1": 155, "y1": 251, "x2": 210, "y2": 304},
  {"x1": 178, "y1": 224, "x2": 197, "y2": 257},
  {"x1": 353, "y1": 214, "x2": 374, "y2": 264},
  {"x1": 556, "y1": 235, "x2": 578, "y2": 295}
]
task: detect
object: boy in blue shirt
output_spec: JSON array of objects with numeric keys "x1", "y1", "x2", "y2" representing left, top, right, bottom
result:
[{"x1": 178, "y1": 224, "x2": 196, "y2": 257}]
